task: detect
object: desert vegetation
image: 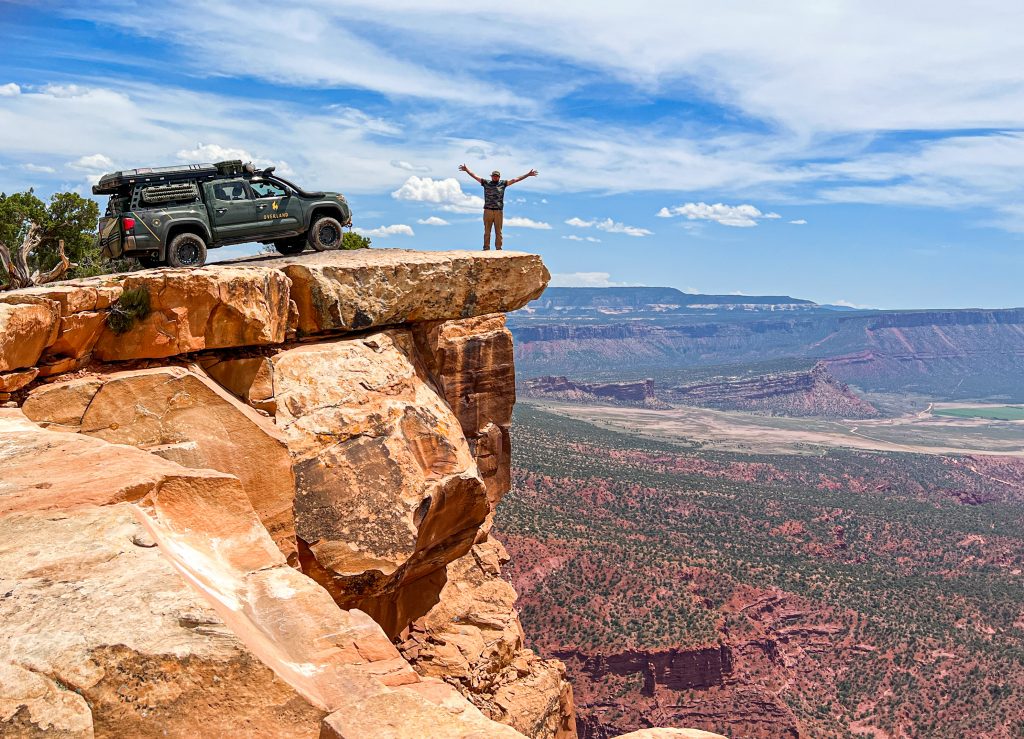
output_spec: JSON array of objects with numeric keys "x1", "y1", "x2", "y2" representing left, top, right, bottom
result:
[{"x1": 497, "y1": 404, "x2": 1024, "y2": 738}]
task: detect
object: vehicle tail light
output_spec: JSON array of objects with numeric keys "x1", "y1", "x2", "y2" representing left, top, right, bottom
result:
[{"x1": 122, "y1": 217, "x2": 136, "y2": 231}]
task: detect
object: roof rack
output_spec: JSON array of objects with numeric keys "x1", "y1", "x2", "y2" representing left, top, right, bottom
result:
[{"x1": 91, "y1": 160, "x2": 269, "y2": 195}]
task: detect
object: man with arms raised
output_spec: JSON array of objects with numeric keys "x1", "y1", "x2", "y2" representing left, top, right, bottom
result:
[{"x1": 458, "y1": 164, "x2": 539, "y2": 250}]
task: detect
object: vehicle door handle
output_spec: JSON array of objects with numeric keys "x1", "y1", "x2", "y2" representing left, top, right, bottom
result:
[
  {"x1": 256, "y1": 204, "x2": 268, "y2": 210},
  {"x1": 216, "y1": 208, "x2": 227, "y2": 214}
]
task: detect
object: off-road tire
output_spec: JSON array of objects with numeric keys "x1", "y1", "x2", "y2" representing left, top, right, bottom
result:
[
  {"x1": 307, "y1": 217, "x2": 344, "y2": 252},
  {"x1": 274, "y1": 238, "x2": 306, "y2": 256},
  {"x1": 166, "y1": 232, "x2": 208, "y2": 269}
]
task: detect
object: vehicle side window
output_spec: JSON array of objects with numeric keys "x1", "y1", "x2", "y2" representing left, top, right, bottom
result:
[
  {"x1": 250, "y1": 180, "x2": 287, "y2": 198},
  {"x1": 212, "y1": 181, "x2": 251, "y2": 201}
]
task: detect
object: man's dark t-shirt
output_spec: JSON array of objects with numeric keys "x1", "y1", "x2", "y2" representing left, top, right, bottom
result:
[{"x1": 482, "y1": 180, "x2": 508, "y2": 210}]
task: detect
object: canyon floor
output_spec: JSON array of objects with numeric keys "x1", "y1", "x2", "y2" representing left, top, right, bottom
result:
[
  {"x1": 496, "y1": 402, "x2": 1024, "y2": 738},
  {"x1": 534, "y1": 399, "x2": 1024, "y2": 457}
]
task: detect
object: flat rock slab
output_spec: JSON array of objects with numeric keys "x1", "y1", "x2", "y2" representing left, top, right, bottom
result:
[
  {"x1": 0, "y1": 504, "x2": 327, "y2": 738},
  {"x1": 0, "y1": 249, "x2": 549, "y2": 370},
  {"x1": 0, "y1": 408, "x2": 243, "y2": 516},
  {"x1": 23, "y1": 366, "x2": 299, "y2": 562},
  {"x1": 277, "y1": 249, "x2": 549, "y2": 334}
]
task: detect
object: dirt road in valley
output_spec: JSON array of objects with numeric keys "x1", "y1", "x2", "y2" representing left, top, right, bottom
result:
[{"x1": 531, "y1": 400, "x2": 1024, "y2": 457}]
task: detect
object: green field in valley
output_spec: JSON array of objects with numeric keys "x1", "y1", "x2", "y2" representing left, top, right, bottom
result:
[{"x1": 933, "y1": 406, "x2": 1024, "y2": 421}]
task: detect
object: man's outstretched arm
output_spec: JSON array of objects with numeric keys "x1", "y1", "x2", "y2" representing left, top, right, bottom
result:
[
  {"x1": 506, "y1": 169, "x2": 539, "y2": 186},
  {"x1": 458, "y1": 164, "x2": 484, "y2": 184}
]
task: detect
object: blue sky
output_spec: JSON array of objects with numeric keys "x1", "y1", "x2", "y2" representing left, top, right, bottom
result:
[{"x1": 1, "y1": 0, "x2": 1022, "y2": 309}]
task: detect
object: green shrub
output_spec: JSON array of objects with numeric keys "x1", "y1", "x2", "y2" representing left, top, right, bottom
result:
[
  {"x1": 341, "y1": 231, "x2": 371, "y2": 250},
  {"x1": 106, "y1": 286, "x2": 151, "y2": 334}
]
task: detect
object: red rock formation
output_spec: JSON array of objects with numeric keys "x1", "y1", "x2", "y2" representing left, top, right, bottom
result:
[
  {"x1": 670, "y1": 362, "x2": 879, "y2": 418},
  {"x1": 0, "y1": 250, "x2": 574, "y2": 739},
  {"x1": 525, "y1": 375, "x2": 662, "y2": 407}
]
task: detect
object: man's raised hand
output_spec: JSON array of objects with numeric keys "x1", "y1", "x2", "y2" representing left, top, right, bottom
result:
[
  {"x1": 528, "y1": 169, "x2": 539, "y2": 177},
  {"x1": 458, "y1": 164, "x2": 468, "y2": 172}
]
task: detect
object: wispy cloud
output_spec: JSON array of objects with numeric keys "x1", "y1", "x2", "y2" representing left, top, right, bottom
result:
[
  {"x1": 562, "y1": 235, "x2": 601, "y2": 243},
  {"x1": 392, "y1": 160, "x2": 431, "y2": 173},
  {"x1": 416, "y1": 216, "x2": 449, "y2": 226},
  {"x1": 550, "y1": 271, "x2": 634, "y2": 287},
  {"x1": 789, "y1": 219, "x2": 807, "y2": 225}
]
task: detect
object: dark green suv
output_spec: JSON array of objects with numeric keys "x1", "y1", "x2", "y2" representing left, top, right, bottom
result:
[{"x1": 94, "y1": 160, "x2": 353, "y2": 268}]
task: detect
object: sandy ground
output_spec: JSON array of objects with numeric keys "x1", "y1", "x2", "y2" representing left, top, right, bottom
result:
[{"x1": 529, "y1": 400, "x2": 1024, "y2": 457}]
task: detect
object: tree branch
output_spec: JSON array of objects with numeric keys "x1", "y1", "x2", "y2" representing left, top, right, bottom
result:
[{"x1": 0, "y1": 223, "x2": 74, "y2": 290}]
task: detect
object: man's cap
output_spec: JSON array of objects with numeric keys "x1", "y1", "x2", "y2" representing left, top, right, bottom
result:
[{"x1": 491, "y1": 170, "x2": 500, "y2": 176}]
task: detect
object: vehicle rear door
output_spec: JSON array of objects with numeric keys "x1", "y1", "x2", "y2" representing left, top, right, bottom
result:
[
  {"x1": 203, "y1": 179, "x2": 259, "y2": 240},
  {"x1": 249, "y1": 179, "x2": 301, "y2": 234}
]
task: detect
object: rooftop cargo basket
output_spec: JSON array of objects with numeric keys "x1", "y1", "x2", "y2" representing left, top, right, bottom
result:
[
  {"x1": 92, "y1": 163, "x2": 219, "y2": 195},
  {"x1": 91, "y1": 160, "x2": 253, "y2": 196}
]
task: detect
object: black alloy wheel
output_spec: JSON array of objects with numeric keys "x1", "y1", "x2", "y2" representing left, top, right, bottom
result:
[
  {"x1": 308, "y1": 217, "x2": 344, "y2": 251},
  {"x1": 166, "y1": 232, "x2": 208, "y2": 268}
]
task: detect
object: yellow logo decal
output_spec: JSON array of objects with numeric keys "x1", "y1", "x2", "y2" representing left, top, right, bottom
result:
[{"x1": 272, "y1": 201, "x2": 280, "y2": 211}]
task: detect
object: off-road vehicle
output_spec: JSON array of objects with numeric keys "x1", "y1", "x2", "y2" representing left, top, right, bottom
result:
[{"x1": 93, "y1": 160, "x2": 353, "y2": 268}]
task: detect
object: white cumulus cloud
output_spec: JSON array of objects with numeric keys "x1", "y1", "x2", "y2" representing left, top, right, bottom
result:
[
  {"x1": 354, "y1": 224, "x2": 415, "y2": 238},
  {"x1": 789, "y1": 219, "x2": 808, "y2": 225},
  {"x1": 417, "y1": 216, "x2": 449, "y2": 226},
  {"x1": 565, "y1": 216, "x2": 651, "y2": 237},
  {"x1": 0, "y1": 83, "x2": 21, "y2": 97},
  {"x1": 657, "y1": 202, "x2": 781, "y2": 228},
  {"x1": 504, "y1": 216, "x2": 551, "y2": 229},
  {"x1": 175, "y1": 142, "x2": 293, "y2": 175},
  {"x1": 22, "y1": 163, "x2": 56, "y2": 173},
  {"x1": 392, "y1": 176, "x2": 484, "y2": 213},
  {"x1": 70, "y1": 153, "x2": 115, "y2": 171}
]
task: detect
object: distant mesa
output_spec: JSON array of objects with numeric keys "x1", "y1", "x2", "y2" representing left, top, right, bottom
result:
[
  {"x1": 521, "y1": 286, "x2": 823, "y2": 316},
  {"x1": 670, "y1": 362, "x2": 880, "y2": 419},
  {"x1": 524, "y1": 375, "x2": 668, "y2": 409}
]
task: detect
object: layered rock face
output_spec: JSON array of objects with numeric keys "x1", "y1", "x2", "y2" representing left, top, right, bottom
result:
[
  {"x1": 669, "y1": 362, "x2": 879, "y2": 418},
  {"x1": 524, "y1": 375, "x2": 663, "y2": 408},
  {"x1": 0, "y1": 250, "x2": 576, "y2": 738}
]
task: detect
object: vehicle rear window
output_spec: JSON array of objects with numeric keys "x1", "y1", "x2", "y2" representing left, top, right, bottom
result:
[{"x1": 212, "y1": 182, "x2": 250, "y2": 201}]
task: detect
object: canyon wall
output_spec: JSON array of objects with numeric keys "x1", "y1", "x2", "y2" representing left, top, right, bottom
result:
[
  {"x1": 0, "y1": 250, "x2": 580, "y2": 739},
  {"x1": 509, "y1": 309, "x2": 1024, "y2": 399}
]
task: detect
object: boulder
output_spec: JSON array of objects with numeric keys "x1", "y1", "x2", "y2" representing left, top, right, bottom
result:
[
  {"x1": 92, "y1": 266, "x2": 291, "y2": 361},
  {"x1": 21, "y1": 366, "x2": 298, "y2": 562},
  {"x1": 44, "y1": 310, "x2": 107, "y2": 359},
  {"x1": 398, "y1": 539, "x2": 576, "y2": 739},
  {"x1": 269, "y1": 330, "x2": 490, "y2": 611},
  {"x1": 280, "y1": 250, "x2": 549, "y2": 335},
  {"x1": 0, "y1": 368, "x2": 38, "y2": 393},
  {"x1": 0, "y1": 301, "x2": 58, "y2": 372}
]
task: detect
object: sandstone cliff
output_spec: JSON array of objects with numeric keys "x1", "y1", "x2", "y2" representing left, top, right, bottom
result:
[{"x1": 0, "y1": 250, "x2": 578, "y2": 738}]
